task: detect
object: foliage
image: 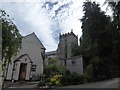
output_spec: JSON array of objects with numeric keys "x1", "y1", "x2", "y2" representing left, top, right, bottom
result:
[
  {"x1": 48, "y1": 58, "x2": 58, "y2": 65},
  {"x1": 1, "y1": 10, "x2": 22, "y2": 65},
  {"x1": 79, "y1": 2, "x2": 115, "y2": 81},
  {"x1": 60, "y1": 72, "x2": 86, "y2": 85},
  {"x1": 38, "y1": 81, "x2": 46, "y2": 87},
  {"x1": 80, "y1": 2, "x2": 111, "y2": 57},
  {"x1": 44, "y1": 64, "x2": 58, "y2": 77},
  {"x1": 43, "y1": 65, "x2": 86, "y2": 86},
  {"x1": 44, "y1": 64, "x2": 67, "y2": 77},
  {"x1": 49, "y1": 74, "x2": 62, "y2": 86},
  {"x1": 43, "y1": 69, "x2": 86, "y2": 87},
  {"x1": 108, "y1": 2, "x2": 120, "y2": 69},
  {"x1": 71, "y1": 43, "x2": 81, "y2": 57},
  {"x1": 83, "y1": 64, "x2": 94, "y2": 82},
  {"x1": 57, "y1": 66, "x2": 67, "y2": 74}
]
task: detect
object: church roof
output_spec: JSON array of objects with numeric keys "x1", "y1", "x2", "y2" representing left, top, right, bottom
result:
[{"x1": 46, "y1": 51, "x2": 56, "y2": 55}]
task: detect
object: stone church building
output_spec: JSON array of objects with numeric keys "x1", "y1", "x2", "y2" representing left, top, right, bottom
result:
[
  {"x1": 5, "y1": 32, "x2": 46, "y2": 81},
  {"x1": 57, "y1": 29, "x2": 78, "y2": 59},
  {"x1": 46, "y1": 30, "x2": 83, "y2": 75}
]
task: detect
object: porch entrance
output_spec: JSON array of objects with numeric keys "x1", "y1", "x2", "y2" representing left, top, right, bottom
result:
[{"x1": 19, "y1": 63, "x2": 27, "y2": 80}]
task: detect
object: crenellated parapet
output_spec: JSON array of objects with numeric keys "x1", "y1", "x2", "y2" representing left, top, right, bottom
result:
[{"x1": 60, "y1": 29, "x2": 78, "y2": 39}]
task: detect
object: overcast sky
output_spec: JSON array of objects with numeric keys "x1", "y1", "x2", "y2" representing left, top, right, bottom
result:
[{"x1": 1, "y1": 0, "x2": 112, "y2": 52}]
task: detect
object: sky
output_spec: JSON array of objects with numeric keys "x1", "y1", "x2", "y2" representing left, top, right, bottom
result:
[{"x1": 1, "y1": 0, "x2": 112, "y2": 52}]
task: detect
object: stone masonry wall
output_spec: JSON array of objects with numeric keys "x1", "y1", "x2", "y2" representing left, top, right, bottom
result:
[
  {"x1": 57, "y1": 56, "x2": 83, "y2": 75},
  {"x1": 66, "y1": 56, "x2": 83, "y2": 75}
]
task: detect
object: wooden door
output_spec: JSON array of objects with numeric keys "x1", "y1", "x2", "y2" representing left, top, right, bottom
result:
[{"x1": 19, "y1": 63, "x2": 27, "y2": 80}]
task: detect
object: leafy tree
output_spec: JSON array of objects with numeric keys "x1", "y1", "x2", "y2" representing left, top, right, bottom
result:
[
  {"x1": 48, "y1": 58, "x2": 58, "y2": 65},
  {"x1": 1, "y1": 10, "x2": 22, "y2": 77}
]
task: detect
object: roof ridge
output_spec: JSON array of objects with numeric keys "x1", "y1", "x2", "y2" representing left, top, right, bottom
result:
[{"x1": 23, "y1": 32, "x2": 34, "y2": 37}]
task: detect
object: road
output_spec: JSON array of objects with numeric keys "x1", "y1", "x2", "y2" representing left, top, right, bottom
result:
[
  {"x1": 2, "y1": 78, "x2": 119, "y2": 89},
  {"x1": 61, "y1": 78, "x2": 119, "y2": 88}
]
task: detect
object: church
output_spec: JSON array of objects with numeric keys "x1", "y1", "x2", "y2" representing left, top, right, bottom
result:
[
  {"x1": 46, "y1": 30, "x2": 83, "y2": 75},
  {"x1": 4, "y1": 32, "x2": 46, "y2": 81}
]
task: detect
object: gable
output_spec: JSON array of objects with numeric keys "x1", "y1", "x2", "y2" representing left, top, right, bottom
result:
[{"x1": 23, "y1": 32, "x2": 46, "y2": 50}]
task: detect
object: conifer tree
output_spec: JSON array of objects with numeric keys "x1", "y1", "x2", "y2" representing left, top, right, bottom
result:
[
  {"x1": 107, "y1": 2, "x2": 120, "y2": 75},
  {"x1": 80, "y1": 2, "x2": 112, "y2": 80}
]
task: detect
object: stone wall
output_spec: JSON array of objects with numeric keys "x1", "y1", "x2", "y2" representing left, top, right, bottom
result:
[
  {"x1": 57, "y1": 56, "x2": 83, "y2": 75},
  {"x1": 66, "y1": 56, "x2": 83, "y2": 75}
]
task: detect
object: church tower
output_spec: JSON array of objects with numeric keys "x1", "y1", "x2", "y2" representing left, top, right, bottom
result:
[{"x1": 57, "y1": 29, "x2": 78, "y2": 60}]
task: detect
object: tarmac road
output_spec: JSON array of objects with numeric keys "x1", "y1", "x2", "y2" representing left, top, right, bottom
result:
[
  {"x1": 61, "y1": 78, "x2": 119, "y2": 88},
  {"x1": 2, "y1": 78, "x2": 119, "y2": 89}
]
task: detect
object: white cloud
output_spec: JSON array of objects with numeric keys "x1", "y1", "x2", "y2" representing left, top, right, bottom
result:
[
  {"x1": 1, "y1": 0, "x2": 112, "y2": 51},
  {"x1": 2, "y1": 2, "x2": 57, "y2": 51}
]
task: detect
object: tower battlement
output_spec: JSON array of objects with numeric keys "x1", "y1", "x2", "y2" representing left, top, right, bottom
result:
[
  {"x1": 60, "y1": 29, "x2": 78, "y2": 39},
  {"x1": 58, "y1": 29, "x2": 78, "y2": 59}
]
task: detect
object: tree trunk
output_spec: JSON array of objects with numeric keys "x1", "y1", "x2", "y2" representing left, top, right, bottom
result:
[{"x1": 0, "y1": 60, "x2": 3, "y2": 90}]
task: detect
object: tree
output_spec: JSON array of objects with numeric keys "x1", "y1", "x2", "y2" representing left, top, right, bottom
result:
[
  {"x1": 80, "y1": 2, "x2": 112, "y2": 80},
  {"x1": 1, "y1": 10, "x2": 22, "y2": 78},
  {"x1": 71, "y1": 43, "x2": 81, "y2": 57},
  {"x1": 107, "y1": 2, "x2": 120, "y2": 77},
  {"x1": 48, "y1": 58, "x2": 58, "y2": 65}
]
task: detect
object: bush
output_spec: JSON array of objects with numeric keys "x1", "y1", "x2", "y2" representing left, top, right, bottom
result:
[
  {"x1": 57, "y1": 66, "x2": 68, "y2": 74},
  {"x1": 65, "y1": 70, "x2": 71, "y2": 75},
  {"x1": 84, "y1": 56, "x2": 110, "y2": 82},
  {"x1": 48, "y1": 58, "x2": 58, "y2": 65},
  {"x1": 46, "y1": 74, "x2": 63, "y2": 86},
  {"x1": 38, "y1": 81, "x2": 46, "y2": 87},
  {"x1": 83, "y1": 64, "x2": 94, "y2": 82},
  {"x1": 44, "y1": 65, "x2": 68, "y2": 78},
  {"x1": 60, "y1": 72, "x2": 86, "y2": 85},
  {"x1": 44, "y1": 64, "x2": 58, "y2": 77},
  {"x1": 44, "y1": 66, "x2": 86, "y2": 86},
  {"x1": 45, "y1": 78, "x2": 50, "y2": 83}
]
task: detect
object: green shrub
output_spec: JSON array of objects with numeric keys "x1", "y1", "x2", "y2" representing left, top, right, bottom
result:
[
  {"x1": 44, "y1": 64, "x2": 58, "y2": 77},
  {"x1": 57, "y1": 66, "x2": 67, "y2": 74},
  {"x1": 38, "y1": 81, "x2": 46, "y2": 87},
  {"x1": 45, "y1": 78, "x2": 50, "y2": 83},
  {"x1": 50, "y1": 74, "x2": 62, "y2": 86},
  {"x1": 65, "y1": 70, "x2": 71, "y2": 75},
  {"x1": 60, "y1": 72, "x2": 86, "y2": 85},
  {"x1": 84, "y1": 64, "x2": 94, "y2": 82},
  {"x1": 44, "y1": 65, "x2": 86, "y2": 86},
  {"x1": 48, "y1": 58, "x2": 58, "y2": 65},
  {"x1": 44, "y1": 65, "x2": 68, "y2": 78}
]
